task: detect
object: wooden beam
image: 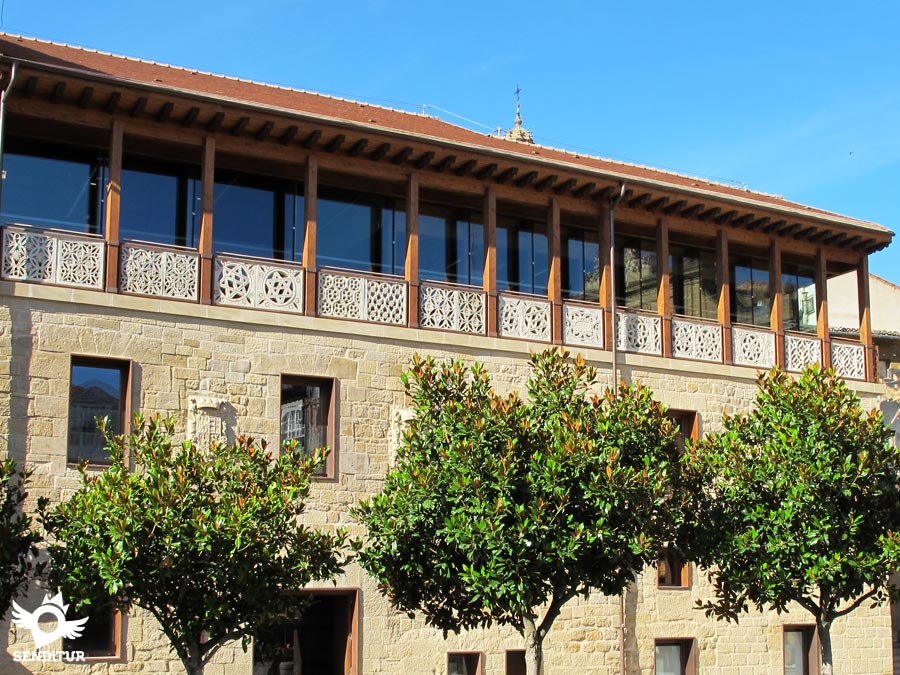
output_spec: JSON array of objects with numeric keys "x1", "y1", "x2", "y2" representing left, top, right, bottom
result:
[
  {"x1": 593, "y1": 185, "x2": 614, "y2": 202},
  {"x1": 808, "y1": 229, "x2": 831, "y2": 243},
  {"x1": 156, "y1": 101, "x2": 173, "y2": 123},
  {"x1": 455, "y1": 159, "x2": 477, "y2": 177},
  {"x1": 206, "y1": 112, "x2": 224, "y2": 133},
  {"x1": 484, "y1": 187, "x2": 498, "y2": 337},
  {"x1": 21, "y1": 76, "x2": 37, "y2": 98},
  {"x1": 715, "y1": 209, "x2": 738, "y2": 224},
  {"x1": 815, "y1": 247, "x2": 831, "y2": 369},
  {"x1": 77, "y1": 86, "x2": 94, "y2": 109},
  {"x1": 858, "y1": 257, "x2": 874, "y2": 381},
  {"x1": 777, "y1": 222, "x2": 801, "y2": 236},
  {"x1": 554, "y1": 178, "x2": 577, "y2": 195},
  {"x1": 769, "y1": 238, "x2": 784, "y2": 367},
  {"x1": 434, "y1": 155, "x2": 456, "y2": 172},
  {"x1": 369, "y1": 142, "x2": 391, "y2": 160},
  {"x1": 535, "y1": 175, "x2": 557, "y2": 191},
  {"x1": 717, "y1": 229, "x2": 732, "y2": 364},
  {"x1": 301, "y1": 130, "x2": 322, "y2": 149},
  {"x1": 128, "y1": 96, "x2": 147, "y2": 118},
  {"x1": 413, "y1": 151, "x2": 434, "y2": 169},
  {"x1": 198, "y1": 136, "x2": 216, "y2": 305},
  {"x1": 664, "y1": 199, "x2": 688, "y2": 215},
  {"x1": 475, "y1": 163, "x2": 497, "y2": 180},
  {"x1": 845, "y1": 235, "x2": 863, "y2": 248},
  {"x1": 406, "y1": 172, "x2": 420, "y2": 328},
  {"x1": 657, "y1": 218, "x2": 672, "y2": 357},
  {"x1": 599, "y1": 207, "x2": 612, "y2": 350},
  {"x1": 50, "y1": 81, "x2": 66, "y2": 103},
  {"x1": 255, "y1": 121, "x2": 274, "y2": 141},
  {"x1": 627, "y1": 192, "x2": 651, "y2": 209},
  {"x1": 548, "y1": 198, "x2": 563, "y2": 343},
  {"x1": 391, "y1": 147, "x2": 413, "y2": 165},
  {"x1": 303, "y1": 156, "x2": 318, "y2": 315},
  {"x1": 278, "y1": 125, "x2": 298, "y2": 145},
  {"x1": 346, "y1": 139, "x2": 368, "y2": 157},
  {"x1": 103, "y1": 91, "x2": 120, "y2": 114},
  {"x1": 495, "y1": 167, "x2": 518, "y2": 184},
  {"x1": 761, "y1": 218, "x2": 784, "y2": 234},
  {"x1": 731, "y1": 213, "x2": 753, "y2": 228},
  {"x1": 825, "y1": 232, "x2": 848, "y2": 245},
  {"x1": 646, "y1": 196, "x2": 669, "y2": 212},
  {"x1": 680, "y1": 203, "x2": 704, "y2": 218},
  {"x1": 698, "y1": 206, "x2": 721, "y2": 222},
  {"x1": 746, "y1": 216, "x2": 769, "y2": 231},
  {"x1": 572, "y1": 181, "x2": 595, "y2": 198},
  {"x1": 103, "y1": 120, "x2": 123, "y2": 293},
  {"x1": 181, "y1": 106, "x2": 199, "y2": 127},
  {"x1": 231, "y1": 116, "x2": 250, "y2": 136},
  {"x1": 325, "y1": 133, "x2": 346, "y2": 153}
]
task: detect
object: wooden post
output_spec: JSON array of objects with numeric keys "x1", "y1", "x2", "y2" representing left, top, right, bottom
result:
[
  {"x1": 716, "y1": 229, "x2": 732, "y2": 364},
  {"x1": 769, "y1": 238, "x2": 784, "y2": 368},
  {"x1": 483, "y1": 187, "x2": 497, "y2": 337},
  {"x1": 104, "y1": 120, "x2": 123, "y2": 292},
  {"x1": 548, "y1": 197, "x2": 563, "y2": 344},
  {"x1": 599, "y1": 207, "x2": 612, "y2": 351},
  {"x1": 405, "y1": 172, "x2": 419, "y2": 328},
  {"x1": 815, "y1": 247, "x2": 831, "y2": 369},
  {"x1": 857, "y1": 256, "x2": 875, "y2": 381},
  {"x1": 303, "y1": 156, "x2": 318, "y2": 316},
  {"x1": 198, "y1": 136, "x2": 215, "y2": 304},
  {"x1": 657, "y1": 217, "x2": 672, "y2": 357}
]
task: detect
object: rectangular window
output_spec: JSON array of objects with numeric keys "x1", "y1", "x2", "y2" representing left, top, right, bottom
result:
[
  {"x1": 658, "y1": 545, "x2": 690, "y2": 589},
  {"x1": 731, "y1": 255, "x2": 770, "y2": 326},
  {"x1": 562, "y1": 225, "x2": 601, "y2": 301},
  {"x1": 670, "y1": 244, "x2": 717, "y2": 320},
  {"x1": 784, "y1": 626, "x2": 818, "y2": 675},
  {"x1": 120, "y1": 156, "x2": 201, "y2": 248},
  {"x1": 505, "y1": 650, "x2": 527, "y2": 675},
  {"x1": 655, "y1": 639, "x2": 696, "y2": 675},
  {"x1": 448, "y1": 652, "x2": 484, "y2": 675},
  {"x1": 497, "y1": 214, "x2": 548, "y2": 295},
  {"x1": 68, "y1": 357, "x2": 130, "y2": 465},
  {"x1": 615, "y1": 235, "x2": 658, "y2": 310},
  {"x1": 213, "y1": 170, "x2": 304, "y2": 261},
  {"x1": 317, "y1": 185, "x2": 405, "y2": 275},
  {"x1": 280, "y1": 376, "x2": 336, "y2": 478},
  {"x1": 63, "y1": 605, "x2": 121, "y2": 659},
  {"x1": 667, "y1": 410, "x2": 698, "y2": 452},
  {"x1": 782, "y1": 262, "x2": 817, "y2": 333},
  {"x1": 1, "y1": 139, "x2": 107, "y2": 234},
  {"x1": 419, "y1": 201, "x2": 484, "y2": 286}
]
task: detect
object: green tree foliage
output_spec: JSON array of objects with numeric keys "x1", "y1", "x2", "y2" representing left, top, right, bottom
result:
[
  {"x1": 42, "y1": 416, "x2": 347, "y2": 675},
  {"x1": 354, "y1": 349, "x2": 682, "y2": 675},
  {"x1": 0, "y1": 458, "x2": 43, "y2": 618},
  {"x1": 684, "y1": 366, "x2": 900, "y2": 675}
]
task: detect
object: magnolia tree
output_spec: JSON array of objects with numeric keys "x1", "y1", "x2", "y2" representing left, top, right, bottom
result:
[
  {"x1": 684, "y1": 366, "x2": 900, "y2": 675},
  {"x1": 354, "y1": 349, "x2": 682, "y2": 675},
  {"x1": 0, "y1": 458, "x2": 43, "y2": 618},
  {"x1": 42, "y1": 416, "x2": 347, "y2": 675}
]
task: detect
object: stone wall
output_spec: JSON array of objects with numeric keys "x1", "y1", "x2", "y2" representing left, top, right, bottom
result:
[{"x1": 0, "y1": 284, "x2": 894, "y2": 675}]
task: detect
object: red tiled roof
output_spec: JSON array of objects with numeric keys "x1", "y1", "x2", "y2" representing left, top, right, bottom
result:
[{"x1": 0, "y1": 33, "x2": 892, "y2": 237}]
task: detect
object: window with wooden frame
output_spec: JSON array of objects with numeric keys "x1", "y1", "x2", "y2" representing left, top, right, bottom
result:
[
  {"x1": 62, "y1": 605, "x2": 122, "y2": 660},
  {"x1": 67, "y1": 357, "x2": 131, "y2": 465},
  {"x1": 448, "y1": 651, "x2": 484, "y2": 675},
  {"x1": 280, "y1": 375, "x2": 337, "y2": 478},
  {"x1": 784, "y1": 625, "x2": 819, "y2": 675},
  {"x1": 667, "y1": 410, "x2": 699, "y2": 453},
  {"x1": 615, "y1": 234, "x2": 658, "y2": 311},
  {"x1": 505, "y1": 649, "x2": 526, "y2": 675},
  {"x1": 657, "y1": 410, "x2": 698, "y2": 588},
  {"x1": 654, "y1": 638, "x2": 697, "y2": 675}
]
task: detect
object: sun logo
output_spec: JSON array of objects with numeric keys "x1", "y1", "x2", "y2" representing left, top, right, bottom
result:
[{"x1": 11, "y1": 593, "x2": 89, "y2": 649}]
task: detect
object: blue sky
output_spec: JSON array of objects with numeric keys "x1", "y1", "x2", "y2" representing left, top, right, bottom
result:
[{"x1": 3, "y1": 0, "x2": 899, "y2": 284}]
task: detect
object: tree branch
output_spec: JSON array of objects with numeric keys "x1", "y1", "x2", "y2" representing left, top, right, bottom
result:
[{"x1": 830, "y1": 587, "x2": 881, "y2": 620}]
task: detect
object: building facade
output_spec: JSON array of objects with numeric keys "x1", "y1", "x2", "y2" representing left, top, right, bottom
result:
[{"x1": 0, "y1": 33, "x2": 895, "y2": 675}]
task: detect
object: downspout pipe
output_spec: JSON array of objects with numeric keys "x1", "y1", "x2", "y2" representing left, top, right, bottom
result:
[{"x1": 0, "y1": 61, "x2": 18, "y2": 211}]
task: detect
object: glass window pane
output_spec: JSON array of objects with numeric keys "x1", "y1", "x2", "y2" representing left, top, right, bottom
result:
[
  {"x1": 783, "y1": 264, "x2": 817, "y2": 333},
  {"x1": 68, "y1": 361, "x2": 125, "y2": 464},
  {"x1": 564, "y1": 237, "x2": 585, "y2": 299},
  {"x1": 120, "y1": 165, "x2": 200, "y2": 247},
  {"x1": 214, "y1": 179, "x2": 277, "y2": 258},
  {"x1": 731, "y1": 256, "x2": 770, "y2": 327},
  {"x1": 784, "y1": 630, "x2": 805, "y2": 675},
  {"x1": 671, "y1": 246, "x2": 717, "y2": 319},
  {"x1": 281, "y1": 377, "x2": 332, "y2": 476},
  {"x1": 498, "y1": 215, "x2": 545, "y2": 295},
  {"x1": 655, "y1": 644, "x2": 683, "y2": 675},
  {"x1": 616, "y1": 236, "x2": 657, "y2": 311},
  {"x1": 532, "y1": 227, "x2": 548, "y2": 296}
]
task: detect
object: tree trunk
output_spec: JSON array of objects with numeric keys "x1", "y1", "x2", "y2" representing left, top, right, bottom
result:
[
  {"x1": 817, "y1": 618, "x2": 834, "y2": 675},
  {"x1": 523, "y1": 616, "x2": 544, "y2": 675},
  {"x1": 182, "y1": 640, "x2": 204, "y2": 675}
]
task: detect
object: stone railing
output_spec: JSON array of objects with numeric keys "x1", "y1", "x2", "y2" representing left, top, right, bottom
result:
[
  {"x1": 498, "y1": 293, "x2": 551, "y2": 341},
  {"x1": 1, "y1": 224, "x2": 105, "y2": 289},
  {"x1": 831, "y1": 340, "x2": 866, "y2": 380},
  {"x1": 562, "y1": 302, "x2": 605, "y2": 349},
  {"x1": 119, "y1": 241, "x2": 200, "y2": 301},
  {"x1": 732, "y1": 325, "x2": 776, "y2": 368},
  {"x1": 317, "y1": 268, "x2": 407, "y2": 325},
  {"x1": 671, "y1": 316, "x2": 723, "y2": 363},
  {"x1": 214, "y1": 255, "x2": 305, "y2": 314},
  {"x1": 616, "y1": 309, "x2": 662, "y2": 355},
  {"x1": 419, "y1": 281, "x2": 485, "y2": 334},
  {"x1": 784, "y1": 333, "x2": 822, "y2": 372}
]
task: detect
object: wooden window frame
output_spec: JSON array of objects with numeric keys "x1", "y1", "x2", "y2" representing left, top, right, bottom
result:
[
  {"x1": 654, "y1": 638, "x2": 697, "y2": 675},
  {"x1": 63, "y1": 606, "x2": 124, "y2": 662},
  {"x1": 657, "y1": 544, "x2": 691, "y2": 590},
  {"x1": 783, "y1": 624, "x2": 819, "y2": 675},
  {"x1": 448, "y1": 651, "x2": 484, "y2": 675},
  {"x1": 279, "y1": 374, "x2": 338, "y2": 480},
  {"x1": 505, "y1": 649, "x2": 527, "y2": 675}
]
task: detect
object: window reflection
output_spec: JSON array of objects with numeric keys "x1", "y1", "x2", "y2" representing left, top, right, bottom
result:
[
  {"x1": 121, "y1": 157, "x2": 200, "y2": 247},
  {"x1": 562, "y1": 226, "x2": 600, "y2": 301},
  {"x1": 615, "y1": 235, "x2": 657, "y2": 310},
  {"x1": 670, "y1": 244, "x2": 717, "y2": 320},
  {"x1": 497, "y1": 214, "x2": 548, "y2": 295},
  {"x1": 730, "y1": 255, "x2": 770, "y2": 326},
  {"x1": 419, "y1": 202, "x2": 483, "y2": 286},
  {"x1": 782, "y1": 262, "x2": 816, "y2": 333}
]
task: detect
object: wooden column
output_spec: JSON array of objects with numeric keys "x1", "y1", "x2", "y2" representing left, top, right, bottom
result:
[
  {"x1": 815, "y1": 247, "x2": 831, "y2": 369},
  {"x1": 857, "y1": 256, "x2": 875, "y2": 381},
  {"x1": 103, "y1": 120, "x2": 123, "y2": 292},
  {"x1": 716, "y1": 229, "x2": 732, "y2": 364},
  {"x1": 548, "y1": 198, "x2": 563, "y2": 344},
  {"x1": 657, "y1": 217, "x2": 672, "y2": 357},
  {"x1": 303, "y1": 156, "x2": 318, "y2": 316},
  {"x1": 769, "y1": 238, "x2": 784, "y2": 368},
  {"x1": 405, "y1": 172, "x2": 419, "y2": 328},
  {"x1": 483, "y1": 187, "x2": 497, "y2": 337},
  {"x1": 599, "y1": 207, "x2": 612, "y2": 351},
  {"x1": 198, "y1": 136, "x2": 215, "y2": 304}
]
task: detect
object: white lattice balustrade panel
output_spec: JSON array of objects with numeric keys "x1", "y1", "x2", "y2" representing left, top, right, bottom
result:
[
  {"x1": 419, "y1": 284, "x2": 486, "y2": 334},
  {"x1": 318, "y1": 271, "x2": 407, "y2": 325},
  {"x1": 214, "y1": 258, "x2": 304, "y2": 313},
  {"x1": 120, "y1": 244, "x2": 198, "y2": 300},
  {"x1": 562, "y1": 304, "x2": 604, "y2": 348},
  {"x1": 831, "y1": 341, "x2": 866, "y2": 380},
  {"x1": 732, "y1": 326, "x2": 776, "y2": 368},
  {"x1": 672, "y1": 318, "x2": 723, "y2": 362},
  {"x1": 2, "y1": 227, "x2": 104, "y2": 289},
  {"x1": 785, "y1": 334, "x2": 822, "y2": 372},
  {"x1": 616, "y1": 312, "x2": 662, "y2": 355},
  {"x1": 498, "y1": 295, "x2": 551, "y2": 341}
]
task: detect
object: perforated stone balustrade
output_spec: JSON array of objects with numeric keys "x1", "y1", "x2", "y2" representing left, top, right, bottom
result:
[
  {"x1": 672, "y1": 317, "x2": 723, "y2": 363},
  {"x1": 498, "y1": 293, "x2": 551, "y2": 341},
  {"x1": 214, "y1": 255, "x2": 305, "y2": 314},
  {"x1": 317, "y1": 269, "x2": 408, "y2": 325},
  {"x1": 2, "y1": 225, "x2": 105, "y2": 290},
  {"x1": 119, "y1": 242, "x2": 199, "y2": 301},
  {"x1": 419, "y1": 282, "x2": 485, "y2": 334}
]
